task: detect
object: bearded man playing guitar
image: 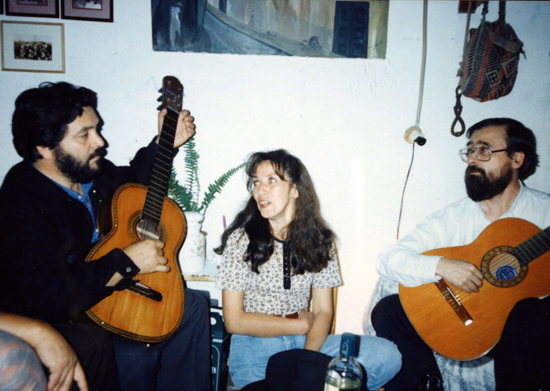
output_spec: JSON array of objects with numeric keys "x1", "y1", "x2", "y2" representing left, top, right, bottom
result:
[
  {"x1": 0, "y1": 82, "x2": 211, "y2": 391},
  {"x1": 372, "y1": 118, "x2": 550, "y2": 391}
]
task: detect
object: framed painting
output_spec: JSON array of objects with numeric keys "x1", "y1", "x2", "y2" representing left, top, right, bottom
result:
[
  {"x1": 61, "y1": 0, "x2": 113, "y2": 22},
  {"x1": 5, "y1": 0, "x2": 59, "y2": 18},
  {"x1": 151, "y1": 0, "x2": 388, "y2": 59},
  {"x1": 1, "y1": 21, "x2": 65, "y2": 73}
]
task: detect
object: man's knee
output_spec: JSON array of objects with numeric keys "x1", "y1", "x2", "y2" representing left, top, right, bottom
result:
[
  {"x1": 504, "y1": 297, "x2": 550, "y2": 338},
  {"x1": 510, "y1": 297, "x2": 549, "y2": 320},
  {"x1": 180, "y1": 289, "x2": 210, "y2": 329},
  {"x1": 371, "y1": 294, "x2": 401, "y2": 329},
  {"x1": 184, "y1": 290, "x2": 210, "y2": 313}
]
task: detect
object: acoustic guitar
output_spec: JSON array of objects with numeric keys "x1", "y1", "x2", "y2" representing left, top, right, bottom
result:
[
  {"x1": 85, "y1": 76, "x2": 187, "y2": 342},
  {"x1": 399, "y1": 217, "x2": 550, "y2": 361}
]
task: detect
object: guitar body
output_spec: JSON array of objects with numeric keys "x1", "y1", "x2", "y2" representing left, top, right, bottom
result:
[
  {"x1": 86, "y1": 183, "x2": 186, "y2": 342},
  {"x1": 399, "y1": 218, "x2": 550, "y2": 361}
]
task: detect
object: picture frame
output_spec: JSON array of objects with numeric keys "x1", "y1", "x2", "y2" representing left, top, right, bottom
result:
[
  {"x1": 151, "y1": 0, "x2": 388, "y2": 59},
  {"x1": 61, "y1": 0, "x2": 112, "y2": 22},
  {"x1": 1, "y1": 21, "x2": 65, "y2": 73},
  {"x1": 5, "y1": 0, "x2": 59, "y2": 18}
]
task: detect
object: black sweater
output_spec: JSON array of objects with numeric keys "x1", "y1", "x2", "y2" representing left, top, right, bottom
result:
[{"x1": 0, "y1": 142, "x2": 159, "y2": 323}]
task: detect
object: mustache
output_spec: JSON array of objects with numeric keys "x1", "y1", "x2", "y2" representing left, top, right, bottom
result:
[
  {"x1": 89, "y1": 147, "x2": 107, "y2": 161},
  {"x1": 466, "y1": 165, "x2": 486, "y2": 176}
]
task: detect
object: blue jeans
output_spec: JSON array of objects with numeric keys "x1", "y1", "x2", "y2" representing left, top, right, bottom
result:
[{"x1": 229, "y1": 333, "x2": 401, "y2": 390}]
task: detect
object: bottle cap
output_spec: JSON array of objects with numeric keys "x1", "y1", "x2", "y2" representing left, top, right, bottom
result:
[{"x1": 340, "y1": 333, "x2": 359, "y2": 358}]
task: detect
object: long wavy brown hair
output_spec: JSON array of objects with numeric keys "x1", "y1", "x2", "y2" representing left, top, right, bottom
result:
[{"x1": 215, "y1": 149, "x2": 335, "y2": 274}]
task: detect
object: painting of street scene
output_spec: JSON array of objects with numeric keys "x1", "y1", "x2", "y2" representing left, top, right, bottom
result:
[{"x1": 151, "y1": 0, "x2": 388, "y2": 59}]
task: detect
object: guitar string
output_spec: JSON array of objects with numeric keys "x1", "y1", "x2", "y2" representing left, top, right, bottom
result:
[
  {"x1": 443, "y1": 228, "x2": 550, "y2": 320},
  {"x1": 514, "y1": 228, "x2": 550, "y2": 262},
  {"x1": 451, "y1": 251, "x2": 533, "y2": 302},
  {"x1": 452, "y1": 252, "x2": 518, "y2": 301},
  {"x1": 463, "y1": 228, "x2": 549, "y2": 292},
  {"x1": 142, "y1": 111, "x2": 179, "y2": 225}
]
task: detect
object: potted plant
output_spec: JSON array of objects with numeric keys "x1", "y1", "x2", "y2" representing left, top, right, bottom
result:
[{"x1": 168, "y1": 137, "x2": 244, "y2": 273}]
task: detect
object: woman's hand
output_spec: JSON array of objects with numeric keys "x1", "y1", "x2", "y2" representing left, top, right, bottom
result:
[
  {"x1": 304, "y1": 288, "x2": 334, "y2": 351},
  {"x1": 222, "y1": 290, "x2": 314, "y2": 337},
  {"x1": 298, "y1": 309, "x2": 315, "y2": 334}
]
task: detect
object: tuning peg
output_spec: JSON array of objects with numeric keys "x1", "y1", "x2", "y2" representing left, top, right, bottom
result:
[
  {"x1": 157, "y1": 105, "x2": 164, "y2": 111},
  {"x1": 158, "y1": 88, "x2": 163, "y2": 93},
  {"x1": 157, "y1": 96, "x2": 162, "y2": 102}
]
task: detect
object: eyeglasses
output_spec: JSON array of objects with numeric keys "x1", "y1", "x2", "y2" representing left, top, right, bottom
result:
[{"x1": 458, "y1": 146, "x2": 508, "y2": 162}]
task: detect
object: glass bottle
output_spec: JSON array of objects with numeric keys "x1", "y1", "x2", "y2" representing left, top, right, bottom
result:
[
  {"x1": 324, "y1": 333, "x2": 363, "y2": 391},
  {"x1": 415, "y1": 374, "x2": 444, "y2": 390}
]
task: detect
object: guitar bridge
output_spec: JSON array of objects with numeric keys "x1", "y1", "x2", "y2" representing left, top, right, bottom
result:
[
  {"x1": 435, "y1": 280, "x2": 473, "y2": 326},
  {"x1": 127, "y1": 282, "x2": 163, "y2": 302}
]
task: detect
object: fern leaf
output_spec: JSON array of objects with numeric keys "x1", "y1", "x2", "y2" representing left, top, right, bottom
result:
[
  {"x1": 183, "y1": 137, "x2": 200, "y2": 206},
  {"x1": 168, "y1": 167, "x2": 195, "y2": 211},
  {"x1": 198, "y1": 163, "x2": 245, "y2": 215}
]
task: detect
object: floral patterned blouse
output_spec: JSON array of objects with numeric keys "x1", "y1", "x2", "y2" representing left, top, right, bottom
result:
[{"x1": 217, "y1": 228, "x2": 342, "y2": 315}]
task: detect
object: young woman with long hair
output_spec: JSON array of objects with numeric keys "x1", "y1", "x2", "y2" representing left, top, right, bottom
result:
[{"x1": 215, "y1": 149, "x2": 401, "y2": 389}]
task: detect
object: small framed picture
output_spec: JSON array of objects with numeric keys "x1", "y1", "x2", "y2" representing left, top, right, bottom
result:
[
  {"x1": 1, "y1": 21, "x2": 65, "y2": 73},
  {"x1": 5, "y1": 0, "x2": 59, "y2": 18},
  {"x1": 61, "y1": 0, "x2": 112, "y2": 22}
]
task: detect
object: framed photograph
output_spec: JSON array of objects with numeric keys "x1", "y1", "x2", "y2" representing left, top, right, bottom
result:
[
  {"x1": 1, "y1": 21, "x2": 65, "y2": 73},
  {"x1": 5, "y1": 0, "x2": 59, "y2": 18},
  {"x1": 61, "y1": 0, "x2": 112, "y2": 22}
]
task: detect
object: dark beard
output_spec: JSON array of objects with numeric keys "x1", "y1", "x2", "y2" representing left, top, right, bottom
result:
[
  {"x1": 54, "y1": 146, "x2": 106, "y2": 184},
  {"x1": 465, "y1": 165, "x2": 513, "y2": 202}
]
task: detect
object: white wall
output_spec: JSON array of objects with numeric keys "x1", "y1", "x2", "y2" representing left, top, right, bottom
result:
[{"x1": 1, "y1": 1, "x2": 549, "y2": 334}]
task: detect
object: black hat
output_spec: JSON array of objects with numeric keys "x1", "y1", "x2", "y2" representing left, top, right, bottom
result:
[{"x1": 241, "y1": 349, "x2": 332, "y2": 391}]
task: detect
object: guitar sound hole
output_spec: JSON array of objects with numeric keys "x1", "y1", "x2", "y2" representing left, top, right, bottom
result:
[
  {"x1": 136, "y1": 219, "x2": 160, "y2": 241},
  {"x1": 488, "y1": 253, "x2": 520, "y2": 281},
  {"x1": 482, "y1": 246, "x2": 527, "y2": 288}
]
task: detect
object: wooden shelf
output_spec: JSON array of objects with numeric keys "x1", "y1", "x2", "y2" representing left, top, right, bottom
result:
[
  {"x1": 182, "y1": 259, "x2": 219, "y2": 282},
  {"x1": 184, "y1": 274, "x2": 217, "y2": 282}
]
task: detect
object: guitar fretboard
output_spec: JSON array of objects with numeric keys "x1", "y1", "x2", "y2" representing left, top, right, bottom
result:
[
  {"x1": 141, "y1": 109, "x2": 178, "y2": 225},
  {"x1": 510, "y1": 226, "x2": 550, "y2": 267}
]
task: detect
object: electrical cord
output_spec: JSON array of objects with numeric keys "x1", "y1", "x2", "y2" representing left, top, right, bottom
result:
[
  {"x1": 397, "y1": 0, "x2": 428, "y2": 240},
  {"x1": 415, "y1": 0, "x2": 428, "y2": 127},
  {"x1": 397, "y1": 143, "x2": 416, "y2": 240}
]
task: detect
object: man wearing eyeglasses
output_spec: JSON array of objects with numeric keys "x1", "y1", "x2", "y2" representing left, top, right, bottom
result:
[{"x1": 371, "y1": 118, "x2": 550, "y2": 391}]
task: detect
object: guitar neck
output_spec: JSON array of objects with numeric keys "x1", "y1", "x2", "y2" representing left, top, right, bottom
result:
[
  {"x1": 511, "y1": 225, "x2": 550, "y2": 267},
  {"x1": 142, "y1": 108, "x2": 179, "y2": 224}
]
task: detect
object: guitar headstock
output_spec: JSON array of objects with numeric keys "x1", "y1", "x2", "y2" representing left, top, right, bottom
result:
[{"x1": 158, "y1": 76, "x2": 183, "y2": 113}]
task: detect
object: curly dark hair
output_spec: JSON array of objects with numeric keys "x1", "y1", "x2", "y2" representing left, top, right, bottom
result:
[
  {"x1": 12, "y1": 81, "x2": 99, "y2": 162},
  {"x1": 215, "y1": 149, "x2": 335, "y2": 275},
  {"x1": 467, "y1": 118, "x2": 539, "y2": 181}
]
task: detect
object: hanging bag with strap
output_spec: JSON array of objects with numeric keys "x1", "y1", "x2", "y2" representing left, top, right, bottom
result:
[{"x1": 452, "y1": 1, "x2": 525, "y2": 136}]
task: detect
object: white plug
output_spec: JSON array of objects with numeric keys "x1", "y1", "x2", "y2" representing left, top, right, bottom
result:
[{"x1": 404, "y1": 126, "x2": 427, "y2": 146}]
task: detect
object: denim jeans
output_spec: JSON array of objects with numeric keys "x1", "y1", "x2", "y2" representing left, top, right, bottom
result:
[{"x1": 229, "y1": 333, "x2": 401, "y2": 390}]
